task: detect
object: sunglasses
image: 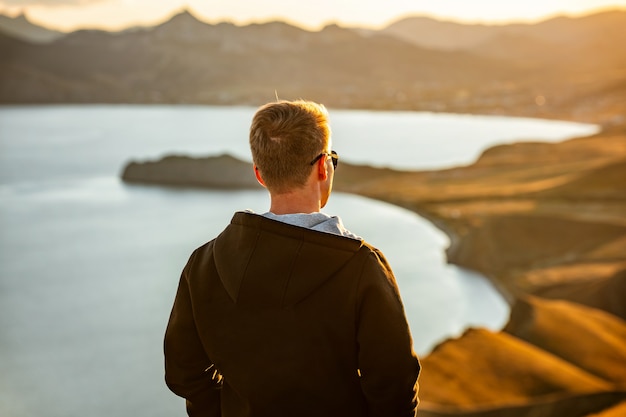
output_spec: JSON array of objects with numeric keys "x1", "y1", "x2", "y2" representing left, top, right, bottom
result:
[{"x1": 310, "y1": 150, "x2": 339, "y2": 170}]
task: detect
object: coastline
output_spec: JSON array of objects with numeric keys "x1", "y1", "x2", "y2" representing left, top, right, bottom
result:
[
  {"x1": 340, "y1": 126, "x2": 626, "y2": 416},
  {"x1": 335, "y1": 124, "x2": 626, "y2": 416},
  {"x1": 334, "y1": 124, "x2": 626, "y2": 291}
]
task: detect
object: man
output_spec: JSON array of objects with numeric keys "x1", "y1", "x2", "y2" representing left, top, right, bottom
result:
[{"x1": 164, "y1": 100, "x2": 420, "y2": 417}]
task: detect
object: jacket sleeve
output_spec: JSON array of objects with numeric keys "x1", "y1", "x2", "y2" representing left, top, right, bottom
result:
[
  {"x1": 164, "y1": 253, "x2": 221, "y2": 417},
  {"x1": 356, "y1": 248, "x2": 420, "y2": 417}
]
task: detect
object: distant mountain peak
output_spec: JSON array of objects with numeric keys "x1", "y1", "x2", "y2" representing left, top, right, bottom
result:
[
  {"x1": 0, "y1": 10, "x2": 63, "y2": 42},
  {"x1": 14, "y1": 12, "x2": 29, "y2": 22},
  {"x1": 166, "y1": 8, "x2": 204, "y2": 24},
  {"x1": 152, "y1": 7, "x2": 213, "y2": 39}
]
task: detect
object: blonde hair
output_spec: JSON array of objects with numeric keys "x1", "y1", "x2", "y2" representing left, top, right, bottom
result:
[{"x1": 249, "y1": 100, "x2": 330, "y2": 193}]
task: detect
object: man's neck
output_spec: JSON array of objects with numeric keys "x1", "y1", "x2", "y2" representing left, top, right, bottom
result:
[{"x1": 268, "y1": 190, "x2": 321, "y2": 215}]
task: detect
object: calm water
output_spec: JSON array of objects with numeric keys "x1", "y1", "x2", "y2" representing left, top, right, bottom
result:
[{"x1": 0, "y1": 105, "x2": 597, "y2": 417}]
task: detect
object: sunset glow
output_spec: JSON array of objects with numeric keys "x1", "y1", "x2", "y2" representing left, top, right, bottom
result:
[{"x1": 1, "y1": 0, "x2": 625, "y2": 32}]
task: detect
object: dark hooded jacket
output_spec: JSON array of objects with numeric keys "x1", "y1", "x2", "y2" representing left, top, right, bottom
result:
[{"x1": 164, "y1": 211, "x2": 420, "y2": 417}]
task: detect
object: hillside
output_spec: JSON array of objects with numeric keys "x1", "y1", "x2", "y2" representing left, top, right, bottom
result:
[
  {"x1": 504, "y1": 296, "x2": 626, "y2": 385},
  {"x1": 381, "y1": 10, "x2": 626, "y2": 124},
  {"x1": 419, "y1": 327, "x2": 612, "y2": 406},
  {"x1": 1, "y1": 9, "x2": 625, "y2": 124},
  {"x1": 382, "y1": 10, "x2": 626, "y2": 71},
  {"x1": 413, "y1": 294, "x2": 626, "y2": 416}
]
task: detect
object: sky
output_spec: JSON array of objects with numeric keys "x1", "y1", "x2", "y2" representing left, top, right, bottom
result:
[{"x1": 1, "y1": 0, "x2": 625, "y2": 32}]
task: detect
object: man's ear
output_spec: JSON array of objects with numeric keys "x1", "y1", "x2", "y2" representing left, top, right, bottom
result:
[
  {"x1": 254, "y1": 165, "x2": 266, "y2": 187},
  {"x1": 317, "y1": 156, "x2": 329, "y2": 181}
]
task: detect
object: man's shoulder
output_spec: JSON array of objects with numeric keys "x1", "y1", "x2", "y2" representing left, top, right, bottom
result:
[
  {"x1": 184, "y1": 239, "x2": 217, "y2": 270},
  {"x1": 357, "y1": 241, "x2": 387, "y2": 261}
]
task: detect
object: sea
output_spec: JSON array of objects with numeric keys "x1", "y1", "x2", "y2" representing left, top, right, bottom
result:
[{"x1": 0, "y1": 105, "x2": 598, "y2": 417}]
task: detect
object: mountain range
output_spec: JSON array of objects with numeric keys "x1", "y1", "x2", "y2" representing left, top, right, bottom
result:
[{"x1": 1, "y1": 9, "x2": 625, "y2": 124}]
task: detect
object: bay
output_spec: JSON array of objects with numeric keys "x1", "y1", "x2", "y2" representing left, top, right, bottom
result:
[{"x1": 0, "y1": 105, "x2": 597, "y2": 416}]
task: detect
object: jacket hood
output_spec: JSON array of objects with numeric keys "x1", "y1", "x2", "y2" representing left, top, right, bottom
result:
[
  {"x1": 260, "y1": 211, "x2": 361, "y2": 240},
  {"x1": 213, "y1": 211, "x2": 363, "y2": 307}
]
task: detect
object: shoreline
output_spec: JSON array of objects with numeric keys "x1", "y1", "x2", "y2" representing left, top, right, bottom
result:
[
  {"x1": 338, "y1": 124, "x2": 625, "y2": 283},
  {"x1": 381, "y1": 200, "x2": 518, "y2": 305},
  {"x1": 120, "y1": 123, "x2": 624, "y2": 306},
  {"x1": 0, "y1": 101, "x2": 609, "y2": 125}
]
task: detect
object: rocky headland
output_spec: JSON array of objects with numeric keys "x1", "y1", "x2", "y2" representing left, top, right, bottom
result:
[{"x1": 122, "y1": 124, "x2": 626, "y2": 416}]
